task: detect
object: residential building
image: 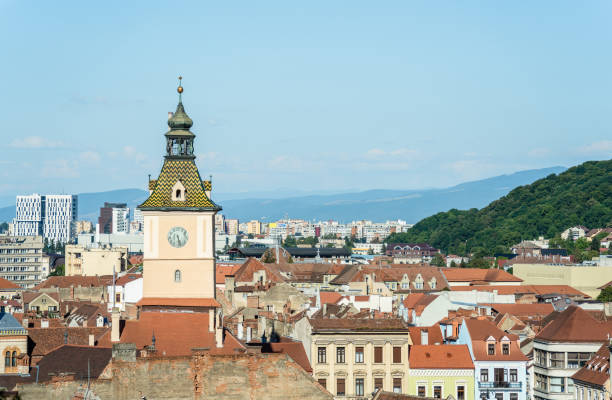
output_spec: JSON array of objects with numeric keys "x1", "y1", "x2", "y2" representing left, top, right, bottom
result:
[
  {"x1": 247, "y1": 220, "x2": 262, "y2": 235},
  {"x1": 533, "y1": 306, "x2": 612, "y2": 400},
  {"x1": 456, "y1": 318, "x2": 528, "y2": 400},
  {"x1": 225, "y1": 218, "x2": 239, "y2": 235},
  {"x1": 106, "y1": 273, "x2": 143, "y2": 313},
  {"x1": 13, "y1": 194, "x2": 78, "y2": 243},
  {"x1": 0, "y1": 236, "x2": 50, "y2": 288},
  {"x1": 571, "y1": 344, "x2": 610, "y2": 400},
  {"x1": 98, "y1": 202, "x2": 129, "y2": 234},
  {"x1": 75, "y1": 220, "x2": 93, "y2": 234},
  {"x1": 0, "y1": 312, "x2": 28, "y2": 375},
  {"x1": 386, "y1": 243, "x2": 439, "y2": 263},
  {"x1": 23, "y1": 291, "x2": 60, "y2": 313},
  {"x1": 561, "y1": 227, "x2": 588, "y2": 241},
  {"x1": 408, "y1": 344, "x2": 475, "y2": 400},
  {"x1": 77, "y1": 232, "x2": 144, "y2": 253},
  {"x1": 65, "y1": 244, "x2": 128, "y2": 276},
  {"x1": 295, "y1": 317, "x2": 412, "y2": 397}
]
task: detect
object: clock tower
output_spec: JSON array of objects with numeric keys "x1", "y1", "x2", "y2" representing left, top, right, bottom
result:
[{"x1": 137, "y1": 79, "x2": 221, "y2": 303}]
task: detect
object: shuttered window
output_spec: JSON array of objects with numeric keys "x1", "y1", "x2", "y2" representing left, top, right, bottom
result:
[
  {"x1": 374, "y1": 346, "x2": 383, "y2": 363},
  {"x1": 393, "y1": 346, "x2": 401, "y2": 363},
  {"x1": 337, "y1": 379, "x2": 345, "y2": 396}
]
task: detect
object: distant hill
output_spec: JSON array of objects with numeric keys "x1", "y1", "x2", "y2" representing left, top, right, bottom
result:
[
  {"x1": 219, "y1": 166, "x2": 566, "y2": 222},
  {"x1": 386, "y1": 160, "x2": 612, "y2": 255},
  {"x1": 0, "y1": 166, "x2": 566, "y2": 224}
]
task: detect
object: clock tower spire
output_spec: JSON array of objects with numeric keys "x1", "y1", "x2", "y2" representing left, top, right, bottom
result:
[{"x1": 137, "y1": 78, "x2": 221, "y2": 306}]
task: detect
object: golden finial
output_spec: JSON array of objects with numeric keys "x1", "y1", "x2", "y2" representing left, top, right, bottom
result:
[{"x1": 177, "y1": 76, "x2": 184, "y2": 94}]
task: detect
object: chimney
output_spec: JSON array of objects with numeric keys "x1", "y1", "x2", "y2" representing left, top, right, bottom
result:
[
  {"x1": 323, "y1": 303, "x2": 327, "y2": 316},
  {"x1": 247, "y1": 326, "x2": 252, "y2": 342},
  {"x1": 209, "y1": 309, "x2": 215, "y2": 332},
  {"x1": 22, "y1": 318, "x2": 28, "y2": 329},
  {"x1": 215, "y1": 311, "x2": 223, "y2": 348},
  {"x1": 111, "y1": 307, "x2": 120, "y2": 343},
  {"x1": 421, "y1": 329, "x2": 429, "y2": 345},
  {"x1": 89, "y1": 333, "x2": 95, "y2": 347},
  {"x1": 237, "y1": 322, "x2": 244, "y2": 340},
  {"x1": 41, "y1": 319, "x2": 49, "y2": 329}
]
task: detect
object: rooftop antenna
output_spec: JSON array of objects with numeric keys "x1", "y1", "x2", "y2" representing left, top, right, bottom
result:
[{"x1": 177, "y1": 76, "x2": 183, "y2": 102}]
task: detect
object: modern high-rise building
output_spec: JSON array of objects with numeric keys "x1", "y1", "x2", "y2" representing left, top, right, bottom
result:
[
  {"x1": 0, "y1": 235, "x2": 51, "y2": 288},
  {"x1": 13, "y1": 194, "x2": 78, "y2": 243},
  {"x1": 98, "y1": 203, "x2": 129, "y2": 234}
]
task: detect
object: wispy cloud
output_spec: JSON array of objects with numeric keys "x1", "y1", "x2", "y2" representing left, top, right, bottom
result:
[
  {"x1": 123, "y1": 146, "x2": 147, "y2": 162},
  {"x1": 579, "y1": 140, "x2": 612, "y2": 155},
  {"x1": 79, "y1": 151, "x2": 101, "y2": 164},
  {"x1": 527, "y1": 148, "x2": 550, "y2": 157},
  {"x1": 41, "y1": 160, "x2": 79, "y2": 178},
  {"x1": 10, "y1": 136, "x2": 63, "y2": 149}
]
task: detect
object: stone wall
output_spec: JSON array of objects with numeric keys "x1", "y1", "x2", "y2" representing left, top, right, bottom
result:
[{"x1": 15, "y1": 351, "x2": 332, "y2": 400}]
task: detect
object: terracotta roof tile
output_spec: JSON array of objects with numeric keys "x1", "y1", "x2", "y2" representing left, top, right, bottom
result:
[
  {"x1": 234, "y1": 258, "x2": 286, "y2": 284},
  {"x1": 489, "y1": 303, "x2": 554, "y2": 317},
  {"x1": 319, "y1": 292, "x2": 343, "y2": 305},
  {"x1": 119, "y1": 311, "x2": 244, "y2": 356},
  {"x1": 261, "y1": 341, "x2": 312, "y2": 373},
  {"x1": 409, "y1": 344, "x2": 474, "y2": 369},
  {"x1": 216, "y1": 264, "x2": 241, "y2": 284},
  {"x1": 442, "y1": 268, "x2": 522, "y2": 283},
  {"x1": 114, "y1": 273, "x2": 142, "y2": 287},
  {"x1": 136, "y1": 297, "x2": 220, "y2": 307},
  {"x1": 571, "y1": 344, "x2": 610, "y2": 386},
  {"x1": 28, "y1": 327, "x2": 111, "y2": 357},
  {"x1": 408, "y1": 325, "x2": 444, "y2": 345},
  {"x1": 34, "y1": 275, "x2": 113, "y2": 290},
  {"x1": 0, "y1": 277, "x2": 21, "y2": 290},
  {"x1": 536, "y1": 305, "x2": 612, "y2": 343}
]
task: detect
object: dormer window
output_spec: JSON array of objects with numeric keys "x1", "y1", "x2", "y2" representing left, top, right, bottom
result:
[
  {"x1": 502, "y1": 343, "x2": 510, "y2": 355},
  {"x1": 488, "y1": 343, "x2": 495, "y2": 355},
  {"x1": 171, "y1": 181, "x2": 186, "y2": 201}
]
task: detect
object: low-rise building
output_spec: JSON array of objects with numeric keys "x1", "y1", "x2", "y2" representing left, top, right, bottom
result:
[
  {"x1": 408, "y1": 344, "x2": 475, "y2": 400},
  {"x1": 571, "y1": 344, "x2": 610, "y2": 400},
  {"x1": 295, "y1": 317, "x2": 412, "y2": 397},
  {"x1": 65, "y1": 244, "x2": 127, "y2": 276}
]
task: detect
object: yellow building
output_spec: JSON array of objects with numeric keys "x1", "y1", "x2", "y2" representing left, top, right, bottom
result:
[
  {"x1": 513, "y1": 263, "x2": 612, "y2": 298},
  {"x1": 65, "y1": 244, "x2": 128, "y2": 276},
  {"x1": 247, "y1": 220, "x2": 261, "y2": 235},
  {"x1": 296, "y1": 318, "x2": 412, "y2": 397},
  {"x1": 408, "y1": 344, "x2": 475, "y2": 400}
]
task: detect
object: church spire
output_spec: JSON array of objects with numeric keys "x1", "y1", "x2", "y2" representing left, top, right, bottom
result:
[{"x1": 165, "y1": 76, "x2": 195, "y2": 159}]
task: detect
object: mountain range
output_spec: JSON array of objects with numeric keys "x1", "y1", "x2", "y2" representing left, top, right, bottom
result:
[{"x1": 0, "y1": 166, "x2": 565, "y2": 224}]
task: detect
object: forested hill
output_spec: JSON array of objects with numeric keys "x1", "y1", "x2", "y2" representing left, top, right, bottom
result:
[{"x1": 386, "y1": 159, "x2": 612, "y2": 256}]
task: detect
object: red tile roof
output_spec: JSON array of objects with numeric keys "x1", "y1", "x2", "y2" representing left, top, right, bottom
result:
[
  {"x1": 450, "y1": 284, "x2": 589, "y2": 298},
  {"x1": 408, "y1": 325, "x2": 444, "y2": 345},
  {"x1": 136, "y1": 297, "x2": 220, "y2": 307},
  {"x1": 234, "y1": 258, "x2": 286, "y2": 284},
  {"x1": 34, "y1": 275, "x2": 113, "y2": 289},
  {"x1": 120, "y1": 311, "x2": 244, "y2": 356},
  {"x1": 409, "y1": 344, "x2": 474, "y2": 369},
  {"x1": 216, "y1": 264, "x2": 241, "y2": 284},
  {"x1": 114, "y1": 273, "x2": 142, "y2": 287},
  {"x1": 572, "y1": 344, "x2": 610, "y2": 386},
  {"x1": 489, "y1": 303, "x2": 554, "y2": 317},
  {"x1": 28, "y1": 327, "x2": 111, "y2": 357},
  {"x1": 0, "y1": 277, "x2": 21, "y2": 290},
  {"x1": 536, "y1": 305, "x2": 612, "y2": 343},
  {"x1": 309, "y1": 318, "x2": 409, "y2": 332},
  {"x1": 463, "y1": 318, "x2": 528, "y2": 362},
  {"x1": 261, "y1": 341, "x2": 312, "y2": 373},
  {"x1": 442, "y1": 268, "x2": 522, "y2": 283},
  {"x1": 319, "y1": 292, "x2": 343, "y2": 305}
]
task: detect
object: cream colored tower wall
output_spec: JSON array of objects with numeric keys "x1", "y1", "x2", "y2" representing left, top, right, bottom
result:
[{"x1": 142, "y1": 210, "x2": 216, "y2": 299}]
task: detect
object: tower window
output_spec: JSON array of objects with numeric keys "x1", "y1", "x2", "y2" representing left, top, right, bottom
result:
[
  {"x1": 176, "y1": 189, "x2": 181, "y2": 198},
  {"x1": 174, "y1": 269, "x2": 181, "y2": 282}
]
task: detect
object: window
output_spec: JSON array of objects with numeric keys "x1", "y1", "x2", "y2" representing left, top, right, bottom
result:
[
  {"x1": 510, "y1": 394, "x2": 518, "y2": 400},
  {"x1": 11, "y1": 351, "x2": 16, "y2": 367},
  {"x1": 317, "y1": 379, "x2": 326, "y2": 389},
  {"x1": 568, "y1": 352, "x2": 593, "y2": 369},
  {"x1": 502, "y1": 343, "x2": 510, "y2": 355},
  {"x1": 480, "y1": 369, "x2": 489, "y2": 382},
  {"x1": 336, "y1": 347, "x2": 345, "y2": 364},
  {"x1": 434, "y1": 386, "x2": 442, "y2": 399},
  {"x1": 550, "y1": 377, "x2": 565, "y2": 393},
  {"x1": 336, "y1": 378, "x2": 345, "y2": 396},
  {"x1": 374, "y1": 378, "x2": 383, "y2": 391},
  {"x1": 393, "y1": 378, "x2": 402, "y2": 393},
  {"x1": 317, "y1": 347, "x2": 326, "y2": 364},
  {"x1": 535, "y1": 349, "x2": 547, "y2": 367},
  {"x1": 457, "y1": 386, "x2": 465, "y2": 400},
  {"x1": 174, "y1": 269, "x2": 181, "y2": 282},
  {"x1": 510, "y1": 369, "x2": 517, "y2": 382},
  {"x1": 401, "y1": 282, "x2": 409, "y2": 289},
  {"x1": 488, "y1": 343, "x2": 495, "y2": 355},
  {"x1": 418, "y1": 386, "x2": 426, "y2": 397},
  {"x1": 495, "y1": 394, "x2": 503, "y2": 400},
  {"x1": 176, "y1": 189, "x2": 182, "y2": 198},
  {"x1": 115, "y1": 293, "x2": 121, "y2": 303},
  {"x1": 494, "y1": 368, "x2": 506, "y2": 384},
  {"x1": 374, "y1": 346, "x2": 383, "y2": 363},
  {"x1": 535, "y1": 373, "x2": 548, "y2": 391},
  {"x1": 549, "y1": 352, "x2": 564, "y2": 368},
  {"x1": 4, "y1": 352, "x2": 9, "y2": 367},
  {"x1": 393, "y1": 346, "x2": 402, "y2": 363},
  {"x1": 355, "y1": 346, "x2": 364, "y2": 363},
  {"x1": 355, "y1": 378, "x2": 364, "y2": 396}
]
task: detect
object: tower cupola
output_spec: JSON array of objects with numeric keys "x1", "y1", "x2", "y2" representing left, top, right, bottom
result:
[{"x1": 165, "y1": 76, "x2": 195, "y2": 159}]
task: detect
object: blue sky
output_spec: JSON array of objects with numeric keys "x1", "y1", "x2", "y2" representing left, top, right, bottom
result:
[{"x1": 0, "y1": 1, "x2": 610, "y2": 199}]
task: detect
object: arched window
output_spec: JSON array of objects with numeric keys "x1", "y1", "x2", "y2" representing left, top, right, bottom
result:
[
  {"x1": 4, "y1": 352, "x2": 9, "y2": 367},
  {"x1": 176, "y1": 189, "x2": 181, "y2": 198},
  {"x1": 11, "y1": 351, "x2": 16, "y2": 367},
  {"x1": 174, "y1": 269, "x2": 181, "y2": 282}
]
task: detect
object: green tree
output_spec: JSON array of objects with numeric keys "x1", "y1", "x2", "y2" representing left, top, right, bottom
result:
[
  {"x1": 450, "y1": 260, "x2": 457, "y2": 268},
  {"x1": 468, "y1": 257, "x2": 491, "y2": 269},
  {"x1": 597, "y1": 287, "x2": 612, "y2": 302},
  {"x1": 431, "y1": 254, "x2": 446, "y2": 267},
  {"x1": 261, "y1": 250, "x2": 276, "y2": 263},
  {"x1": 50, "y1": 264, "x2": 65, "y2": 276},
  {"x1": 283, "y1": 236, "x2": 297, "y2": 247},
  {"x1": 0, "y1": 222, "x2": 8, "y2": 233}
]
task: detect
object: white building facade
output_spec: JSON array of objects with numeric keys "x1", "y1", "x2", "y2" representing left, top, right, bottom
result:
[{"x1": 13, "y1": 194, "x2": 77, "y2": 243}]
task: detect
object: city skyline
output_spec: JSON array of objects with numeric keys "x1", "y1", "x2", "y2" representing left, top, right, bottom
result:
[{"x1": 1, "y1": 1, "x2": 611, "y2": 198}]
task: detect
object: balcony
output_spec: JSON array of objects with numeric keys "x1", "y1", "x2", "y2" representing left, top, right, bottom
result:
[{"x1": 479, "y1": 382, "x2": 522, "y2": 390}]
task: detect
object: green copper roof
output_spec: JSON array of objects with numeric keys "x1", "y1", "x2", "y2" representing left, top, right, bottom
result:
[
  {"x1": 165, "y1": 101, "x2": 195, "y2": 137},
  {"x1": 139, "y1": 159, "x2": 220, "y2": 211}
]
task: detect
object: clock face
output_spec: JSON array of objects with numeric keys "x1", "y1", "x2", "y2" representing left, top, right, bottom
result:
[{"x1": 167, "y1": 226, "x2": 188, "y2": 248}]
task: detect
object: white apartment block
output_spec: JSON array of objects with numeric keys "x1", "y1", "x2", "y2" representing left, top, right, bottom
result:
[
  {"x1": 112, "y1": 207, "x2": 130, "y2": 234},
  {"x1": 0, "y1": 236, "x2": 50, "y2": 288},
  {"x1": 13, "y1": 194, "x2": 78, "y2": 243}
]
